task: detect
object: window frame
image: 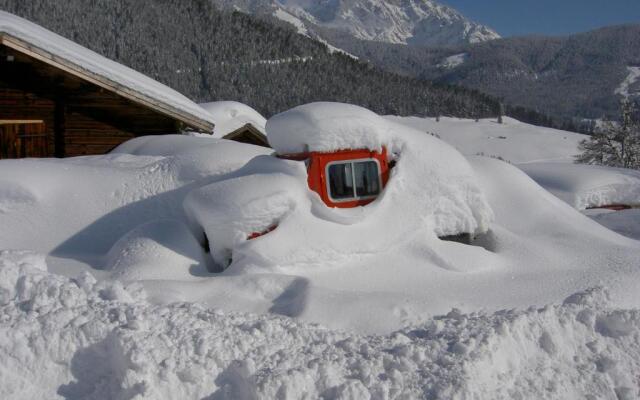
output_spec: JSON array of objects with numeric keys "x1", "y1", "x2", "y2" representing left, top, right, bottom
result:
[{"x1": 325, "y1": 157, "x2": 383, "y2": 203}]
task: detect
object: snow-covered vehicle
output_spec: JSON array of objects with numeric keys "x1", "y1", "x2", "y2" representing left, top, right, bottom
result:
[{"x1": 184, "y1": 102, "x2": 493, "y2": 270}]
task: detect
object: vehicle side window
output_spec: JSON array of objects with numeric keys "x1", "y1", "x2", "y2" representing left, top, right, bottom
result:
[
  {"x1": 327, "y1": 159, "x2": 381, "y2": 201},
  {"x1": 354, "y1": 161, "x2": 380, "y2": 197},
  {"x1": 328, "y1": 162, "x2": 354, "y2": 199}
]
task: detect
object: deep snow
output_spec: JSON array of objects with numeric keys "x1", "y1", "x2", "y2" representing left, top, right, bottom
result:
[
  {"x1": 2, "y1": 251, "x2": 640, "y2": 399},
  {"x1": 1, "y1": 104, "x2": 640, "y2": 399}
]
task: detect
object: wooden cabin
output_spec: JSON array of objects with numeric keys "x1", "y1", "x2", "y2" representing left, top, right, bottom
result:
[{"x1": 0, "y1": 11, "x2": 215, "y2": 159}]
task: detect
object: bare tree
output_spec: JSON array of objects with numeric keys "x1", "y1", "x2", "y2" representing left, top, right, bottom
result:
[{"x1": 576, "y1": 100, "x2": 640, "y2": 169}]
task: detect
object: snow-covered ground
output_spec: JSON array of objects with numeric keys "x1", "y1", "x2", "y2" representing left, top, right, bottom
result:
[
  {"x1": 519, "y1": 162, "x2": 640, "y2": 210},
  {"x1": 385, "y1": 116, "x2": 587, "y2": 164},
  {"x1": 2, "y1": 105, "x2": 640, "y2": 399}
]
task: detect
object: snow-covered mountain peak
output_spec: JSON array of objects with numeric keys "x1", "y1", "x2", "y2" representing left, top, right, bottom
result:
[{"x1": 215, "y1": 0, "x2": 500, "y2": 47}]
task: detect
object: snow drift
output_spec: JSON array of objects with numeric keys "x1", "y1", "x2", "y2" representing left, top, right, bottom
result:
[{"x1": 2, "y1": 251, "x2": 640, "y2": 399}]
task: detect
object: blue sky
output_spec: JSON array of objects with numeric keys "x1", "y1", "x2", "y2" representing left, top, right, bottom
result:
[{"x1": 439, "y1": 0, "x2": 640, "y2": 37}]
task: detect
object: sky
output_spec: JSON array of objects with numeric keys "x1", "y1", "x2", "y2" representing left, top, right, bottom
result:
[{"x1": 439, "y1": 0, "x2": 640, "y2": 37}]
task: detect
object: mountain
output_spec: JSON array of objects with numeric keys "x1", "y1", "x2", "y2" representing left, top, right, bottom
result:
[
  {"x1": 212, "y1": 0, "x2": 500, "y2": 48},
  {"x1": 0, "y1": 0, "x2": 500, "y2": 119},
  {"x1": 325, "y1": 24, "x2": 640, "y2": 125}
]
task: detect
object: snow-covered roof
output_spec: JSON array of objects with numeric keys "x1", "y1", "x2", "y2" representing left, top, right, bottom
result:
[
  {"x1": 266, "y1": 102, "x2": 393, "y2": 154},
  {"x1": 199, "y1": 101, "x2": 267, "y2": 138},
  {"x1": 0, "y1": 11, "x2": 215, "y2": 132}
]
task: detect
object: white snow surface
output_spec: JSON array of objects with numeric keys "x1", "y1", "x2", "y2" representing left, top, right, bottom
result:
[
  {"x1": 267, "y1": 102, "x2": 396, "y2": 154},
  {"x1": 199, "y1": 101, "x2": 267, "y2": 138},
  {"x1": 386, "y1": 115, "x2": 588, "y2": 164},
  {"x1": 520, "y1": 162, "x2": 640, "y2": 210},
  {"x1": 0, "y1": 11, "x2": 215, "y2": 129},
  {"x1": 3, "y1": 251, "x2": 640, "y2": 399},
  {"x1": 3, "y1": 104, "x2": 640, "y2": 398},
  {"x1": 587, "y1": 209, "x2": 640, "y2": 241}
]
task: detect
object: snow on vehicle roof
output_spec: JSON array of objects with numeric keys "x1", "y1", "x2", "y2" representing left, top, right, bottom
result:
[
  {"x1": 0, "y1": 11, "x2": 215, "y2": 131},
  {"x1": 199, "y1": 101, "x2": 267, "y2": 138},
  {"x1": 266, "y1": 102, "x2": 394, "y2": 154},
  {"x1": 519, "y1": 162, "x2": 640, "y2": 210}
]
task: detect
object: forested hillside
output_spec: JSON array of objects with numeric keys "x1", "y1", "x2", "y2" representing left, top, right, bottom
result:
[
  {"x1": 328, "y1": 24, "x2": 640, "y2": 125},
  {"x1": 0, "y1": 0, "x2": 501, "y2": 119}
]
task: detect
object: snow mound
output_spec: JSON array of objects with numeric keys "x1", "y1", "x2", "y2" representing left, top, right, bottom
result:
[
  {"x1": 199, "y1": 101, "x2": 267, "y2": 138},
  {"x1": 0, "y1": 136, "x2": 269, "y2": 255},
  {"x1": 0, "y1": 180, "x2": 37, "y2": 213},
  {"x1": 112, "y1": 134, "x2": 271, "y2": 180},
  {"x1": 266, "y1": 102, "x2": 394, "y2": 154},
  {"x1": 186, "y1": 103, "x2": 493, "y2": 271},
  {"x1": 105, "y1": 220, "x2": 210, "y2": 281},
  {"x1": 519, "y1": 162, "x2": 640, "y2": 210},
  {"x1": 588, "y1": 209, "x2": 640, "y2": 240},
  {"x1": 2, "y1": 251, "x2": 640, "y2": 400}
]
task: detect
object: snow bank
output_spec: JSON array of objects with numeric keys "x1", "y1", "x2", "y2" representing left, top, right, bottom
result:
[
  {"x1": 186, "y1": 103, "x2": 493, "y2": 270},
  {"x1": 0, "y1": 11, "x2": 215, "y2": 130},
  {"x1": 112, "y1": 134, "x2": 271, "y2": 180},
  {"x1": 2, "y1": 251, "x2": 640, "y2": 400},
  {"x1": 386, "y1": 115, "x2": 587, "y2": 164},
  {"x1": 519, "y1": 162, "x2": 640, "y2": 210},
  {"x1": 199, "y1": 101, "x2": 267, "y2": 138},
  {"x1": 588, "y1": 209, "x2": 640, "y2": 241},
  {"x1": 0, "y1": 136, "x2": 269, "y2": 255}
]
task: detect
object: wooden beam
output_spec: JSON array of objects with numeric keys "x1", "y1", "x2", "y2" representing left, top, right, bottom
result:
[
  {"x1": 54, "y1": 98, "x2": 65, "y2": 157},
  {"x1": 0, "y1": 119, "x2": 44, "y2": 124}
]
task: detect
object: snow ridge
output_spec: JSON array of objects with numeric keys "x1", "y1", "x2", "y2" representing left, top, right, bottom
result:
[{"x1": 217, "y1": 0, "x2": 500, "y2": 47}]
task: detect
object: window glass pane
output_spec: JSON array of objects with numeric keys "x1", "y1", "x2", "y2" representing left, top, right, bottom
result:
[
  {"x1": 328, "y1": 163, "x2": 355, "y2": 199},
  {"x1": 354, "y1": 161, "x2": 380, "y2": 197}
]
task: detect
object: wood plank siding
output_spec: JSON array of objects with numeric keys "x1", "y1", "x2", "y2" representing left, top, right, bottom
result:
[{"x1": 0, "y1": 43, "x2": 186, "y2": 158}]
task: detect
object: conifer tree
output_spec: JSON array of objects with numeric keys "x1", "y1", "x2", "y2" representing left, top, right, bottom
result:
[{"x1": 576, "y1": 100, "x2": 640, "y2": 169}]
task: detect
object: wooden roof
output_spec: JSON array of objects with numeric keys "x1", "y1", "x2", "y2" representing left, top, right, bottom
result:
[{"x1": 223, "y1": 123, "x2": 270, "y2": 147}]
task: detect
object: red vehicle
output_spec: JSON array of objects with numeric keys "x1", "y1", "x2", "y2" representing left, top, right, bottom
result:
[
  {"x1": 246, "y1": 147, "x2": 390, "y2": 240},
  {"x1": 279, "y1": 147, "x2": 391, "y2": 208}
]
